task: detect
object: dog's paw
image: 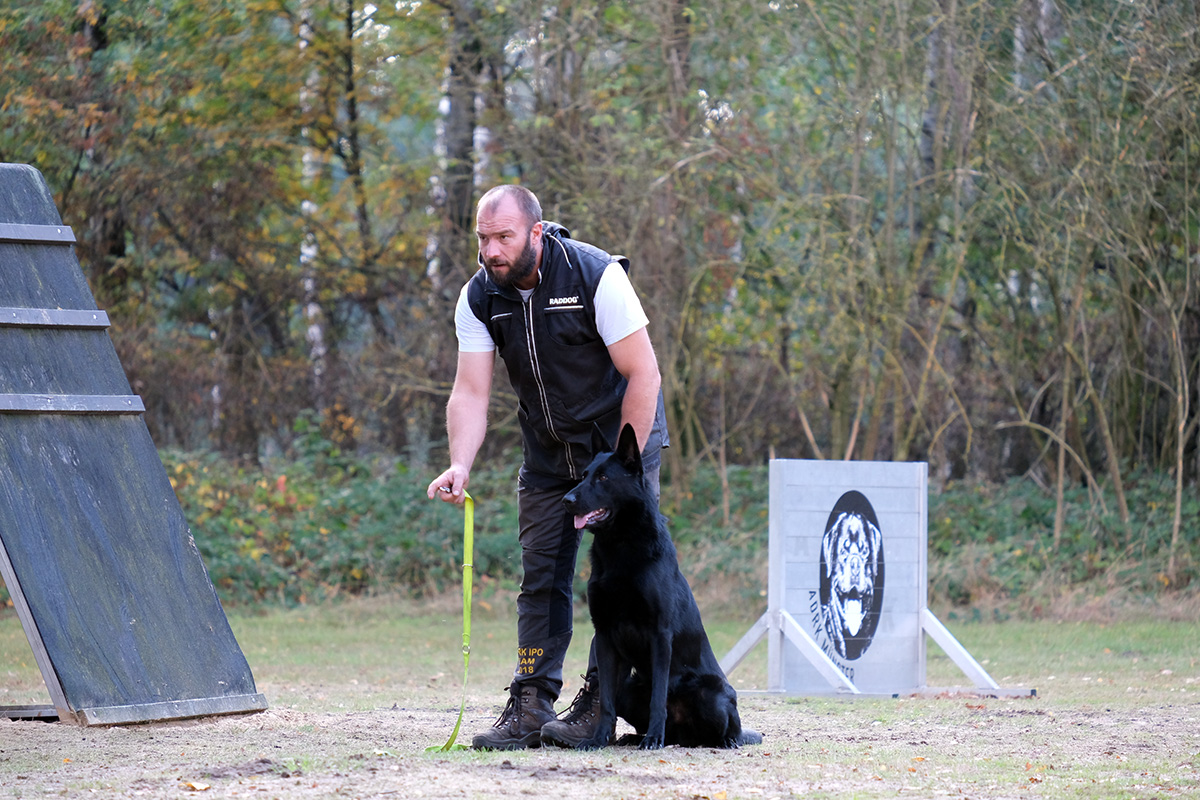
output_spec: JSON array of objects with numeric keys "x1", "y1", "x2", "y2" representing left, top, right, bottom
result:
[
  {"x1": 637, "y1": 734, "x2": 665, "y2": 751},
  {"x1": 576, "y1": 735, "x2": 611, "y2": 751},
  {"x1": 738, "y1": 729, "x2": 764, "y2": 746}
]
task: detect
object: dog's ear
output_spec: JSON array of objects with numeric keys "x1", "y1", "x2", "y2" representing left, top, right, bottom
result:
[
  {"x1": 591, "y1": 423, "x2": 613, "y2": 455},
  {"x1": 615, "y1": 423, "x2": 643, "y2": 475},
  {"x1": 823, "y1": 513, "x2": 842, "y2": 578}
]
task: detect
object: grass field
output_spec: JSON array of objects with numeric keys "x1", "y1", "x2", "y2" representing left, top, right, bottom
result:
[{"x1": 1, "y1": 595, "x2": 1197, "y2": 798}]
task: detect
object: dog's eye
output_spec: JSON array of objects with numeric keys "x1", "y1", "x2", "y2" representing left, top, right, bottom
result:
[{"x1": 597, "y1": 473, "x2": 607, "y2": 482}]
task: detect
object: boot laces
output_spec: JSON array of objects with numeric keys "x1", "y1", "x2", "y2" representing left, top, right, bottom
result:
[
  {"x1": 556, "y1": 676, "x2": 596, "y2": 725},
  {"x1": 490, "y1": 689, "x2": 522, "y2": 729}
]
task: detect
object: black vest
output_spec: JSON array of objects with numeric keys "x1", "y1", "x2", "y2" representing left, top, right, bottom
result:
[{"x1": 466, "y1": 222, "x2": 668, "y2": 487}]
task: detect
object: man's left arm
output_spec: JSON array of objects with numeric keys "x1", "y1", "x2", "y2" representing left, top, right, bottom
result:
[{"x1": 607, "y1": 327, "x2": 661, "y2": 452}]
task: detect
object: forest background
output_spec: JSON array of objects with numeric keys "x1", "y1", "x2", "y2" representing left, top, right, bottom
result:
[{"x1": 1, "y1": 0, "x2": 1197, "y2": 614}]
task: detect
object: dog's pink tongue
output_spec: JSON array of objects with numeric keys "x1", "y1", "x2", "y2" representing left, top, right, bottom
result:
[{"x1": 574, "y1": 514, "x2": 590, "y2": 530}]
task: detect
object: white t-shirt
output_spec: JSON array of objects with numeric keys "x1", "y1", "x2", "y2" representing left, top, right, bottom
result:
[{"x1": 455, "y1": 261, "x2": 649, "y2": 352}]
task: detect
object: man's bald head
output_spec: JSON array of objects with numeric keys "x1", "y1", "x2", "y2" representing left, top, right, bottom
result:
[{"x1": 478, "y1": 185, "x2": 542, "y2": 229}]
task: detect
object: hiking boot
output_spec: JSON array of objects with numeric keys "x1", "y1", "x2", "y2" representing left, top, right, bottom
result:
[
  {"x1": 540, "y1": 674, "x2": 605, "y2": 749},
  {"x1": 471, "y1": 683, "x2": 555, "y2": 751}
]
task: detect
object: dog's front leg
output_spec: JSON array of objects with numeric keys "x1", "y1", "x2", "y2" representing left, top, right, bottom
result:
[
  {"x1": 639, "y1": 638, "x2": 671, "y2": 750},
  {"x1": 578, "y1": 635, "x2": 620, "y2": 750}
]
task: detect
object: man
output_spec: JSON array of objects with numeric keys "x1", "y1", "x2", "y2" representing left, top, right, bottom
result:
[{"x1": 426, "y1": 184, "x2": 669, "y2": 750}]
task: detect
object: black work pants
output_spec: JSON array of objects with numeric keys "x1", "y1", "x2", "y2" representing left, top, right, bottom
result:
[{"x1": 512, "y1": 467, "x2": 659, "y2": 701}]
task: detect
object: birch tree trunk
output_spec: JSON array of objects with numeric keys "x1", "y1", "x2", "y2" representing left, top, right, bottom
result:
[{"x1": 299, "y1": 4, "x2": 329, "y2": 414}]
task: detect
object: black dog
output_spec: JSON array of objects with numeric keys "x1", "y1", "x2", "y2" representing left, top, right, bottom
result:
[{"x1": 561, "y1": 424, "x2": 762, "y2": 750}]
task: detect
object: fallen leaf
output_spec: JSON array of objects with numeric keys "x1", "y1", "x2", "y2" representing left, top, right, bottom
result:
[{"x1": 182, "y1": 781, "x2": 211, "y2": 792}]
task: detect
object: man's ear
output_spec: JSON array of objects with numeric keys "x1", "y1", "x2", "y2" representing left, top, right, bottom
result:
[{"x1": 616, "y1": 423, "x2": 643, "y2": 475}]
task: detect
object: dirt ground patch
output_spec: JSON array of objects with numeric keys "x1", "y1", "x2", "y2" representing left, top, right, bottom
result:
[
  {"x1": 2, "y1": 683, "x2": 1198, "y2": 799},
  {"x1": 3, "y1": 602, "x2": 1199, "y2": 799}
]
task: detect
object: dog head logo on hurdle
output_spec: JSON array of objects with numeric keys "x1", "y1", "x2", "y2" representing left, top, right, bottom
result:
[{"x1": 818, "y1": 491, "x2": 885, "y2": 661}]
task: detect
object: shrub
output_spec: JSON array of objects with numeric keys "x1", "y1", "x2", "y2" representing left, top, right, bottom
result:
[
  {"x1": 6, "y1": 411, "x2": 1191, "y2": 616},
  {"x1": 927, "y1": 469, "x2": 1198, "y2": 613},
  {"x1": 165, "y1": 416, "x2": 522, "y2": 606}
]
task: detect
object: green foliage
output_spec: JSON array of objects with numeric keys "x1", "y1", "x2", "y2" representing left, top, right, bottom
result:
[
  {"x1": 164, "y1": 416, "x2": 520, "y2": 606},
  {"x1": 928, "y1": 470, "x2": 1200, "y2": 612},
  {"x1": 2, "y1": 430, "x2": 1192, "y2": 613},
  {"x1": 660, "y1": 464, "x2": 772, "y2": 610},
  {"x1": 149, "y1": 420, "x2": 1197, "y2": 613},
  {"x1": 3, "y1": 0, "x2": 1199, "y2": 491},
  {"x1": 164, "y1": 420, "x2": 773, "y2": 610},
  {"x1": 3, "y1": 0, "x2": 1199, "y2": 609}
]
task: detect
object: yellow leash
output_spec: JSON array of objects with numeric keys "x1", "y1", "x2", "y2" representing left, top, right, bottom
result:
[{"x1": 429, "y1": 491, "x2": 473, "y2": 752}]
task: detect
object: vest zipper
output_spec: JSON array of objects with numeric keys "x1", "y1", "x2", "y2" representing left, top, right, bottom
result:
[{"x1": 522, "y1": 292, "x2": 576, "y2": 480}]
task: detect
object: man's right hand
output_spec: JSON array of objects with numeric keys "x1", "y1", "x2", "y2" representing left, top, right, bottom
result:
[{"x1": 427, "y1": 466, "x2": 470, "y2": 505}]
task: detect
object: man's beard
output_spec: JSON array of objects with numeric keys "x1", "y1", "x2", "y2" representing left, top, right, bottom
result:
[{"x1": 484, "y1": 234, "x2": 537, "y2": 289}]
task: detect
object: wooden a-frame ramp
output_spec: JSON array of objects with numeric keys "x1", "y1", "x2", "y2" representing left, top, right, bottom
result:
[{"x1": 0, "y1": 163, "x2": 266, "y2": 725}]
